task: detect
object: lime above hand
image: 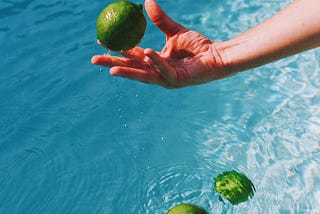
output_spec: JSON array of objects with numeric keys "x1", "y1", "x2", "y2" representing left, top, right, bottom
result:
[
  {"x1": 96, "y1": 0, "x2": 146, "y2": 51},
  {"x1": 214, "y1": 170, "x2": 255, "y2": 205},
  {"x1": 167, "y1": 203, "x2": 208, "y2": 214}
]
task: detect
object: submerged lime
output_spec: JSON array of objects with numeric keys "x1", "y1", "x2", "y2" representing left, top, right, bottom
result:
[
  {"x1": 214, "y1": 170, "x2": 255, "y2": 205},
  {"x1": 96, "y1": 0, "x2": 146, "y2": 51},
  {"x1": 167, "y1": 203, "x2": 208, "y2": 214}
]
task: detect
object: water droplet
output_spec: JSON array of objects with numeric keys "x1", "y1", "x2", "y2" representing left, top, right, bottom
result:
[
  {"x1": 124, "y1": 124, "x2": 128, "y2": 128},
  {"x1": 99, "y1": 68, "x2": 104, "y2": 72},
  {"x1": 135, "y1": 94, "x2": 139, "y2": 98},
  {"x1": 161, "y1": 137, "x2": 166, "y2": 142}
]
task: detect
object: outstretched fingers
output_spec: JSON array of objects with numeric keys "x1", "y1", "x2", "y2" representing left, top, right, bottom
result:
[
  {"x1": 145, "y1": 0, "x2": 186, "y2": 37},
  {"x1": 91, "y1": 54, "x2": 173, "y2": 88},
  {"x1": 91, "y1": 55, "x2": 147, "y2": 69},
  {"x1": 110, "y1": 66, "x2": 171, "y2": 88}
]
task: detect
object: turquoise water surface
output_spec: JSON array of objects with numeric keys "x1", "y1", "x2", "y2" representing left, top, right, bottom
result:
[{"x1": 1, "y1": 0, "x2": 320, "y2": 213}]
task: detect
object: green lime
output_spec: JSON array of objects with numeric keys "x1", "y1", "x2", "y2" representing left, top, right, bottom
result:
[
  {"x1": 214, "y1": 170, "x2": 255, "y2": 205},
  {"x1": 96, "y1": 0, "x2": 146, "y2": 51},
  {"x1": 167, "y1": 203, "x2": 208, "y2": 214}
]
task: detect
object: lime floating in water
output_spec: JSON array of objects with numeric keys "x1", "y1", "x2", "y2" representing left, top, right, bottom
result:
[
  {"x1": 96, "y1": 0, "x2": 146, "y2": 51},
  {"x1": 214, "y1": 170, "x2": 255, "y2": 205},
  {"x1": 167, "y1": 203, "x2": 208, "y2": 214}
]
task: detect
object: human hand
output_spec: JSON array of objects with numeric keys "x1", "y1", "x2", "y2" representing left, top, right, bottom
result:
[{"x1": 91, "y1": 0, "x2": 233, "y2": 88}]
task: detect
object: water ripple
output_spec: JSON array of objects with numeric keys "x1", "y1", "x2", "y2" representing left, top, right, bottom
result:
[
  {"x1": 144, "y1": 163, "x2": 210, "y2": 213},
  {"x1": 0, "y1": 0, "x2": 35, "y2": 19},
  {"x1": 33, "y1": 10, "x2": 75, "y2": 25}
]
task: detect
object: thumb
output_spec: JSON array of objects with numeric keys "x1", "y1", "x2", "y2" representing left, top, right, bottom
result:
[{"x1": 145, "y1": 0, "x2": 186, "y2": 36}]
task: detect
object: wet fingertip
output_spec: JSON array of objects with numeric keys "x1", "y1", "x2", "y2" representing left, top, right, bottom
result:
[
  {"x1": 91, "y1": 56, "x2": 98, "y2": 64},
  {"x1": 110, "y1": 67, "x2": 119, "y2": 76}
]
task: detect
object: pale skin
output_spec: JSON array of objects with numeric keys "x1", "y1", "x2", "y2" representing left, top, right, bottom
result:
[{"x1": 91, "y1": 0, "x2": 320, "y2": 89}]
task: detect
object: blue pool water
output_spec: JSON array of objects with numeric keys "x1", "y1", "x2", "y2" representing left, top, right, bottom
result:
[{"x1": 1, "y1": 0, "x2": 320, "y2": 213}]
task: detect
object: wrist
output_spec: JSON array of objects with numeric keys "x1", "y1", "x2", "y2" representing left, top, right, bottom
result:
[
  {"x1": 212, "y1": 41, "x2": 238, "y2": 75},
  {"x1": 214, "y1": 36, "x2": 266, "y2": 74}
]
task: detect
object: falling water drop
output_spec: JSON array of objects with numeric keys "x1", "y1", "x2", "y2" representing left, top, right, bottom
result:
[{"x1": 104, "y1": 49, "x2": 111, "y2": 55}]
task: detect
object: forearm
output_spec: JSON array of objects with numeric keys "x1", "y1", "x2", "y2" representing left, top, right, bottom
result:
[{"x1": 218, "y1": 0, "x2": 320, "y2": 73}]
